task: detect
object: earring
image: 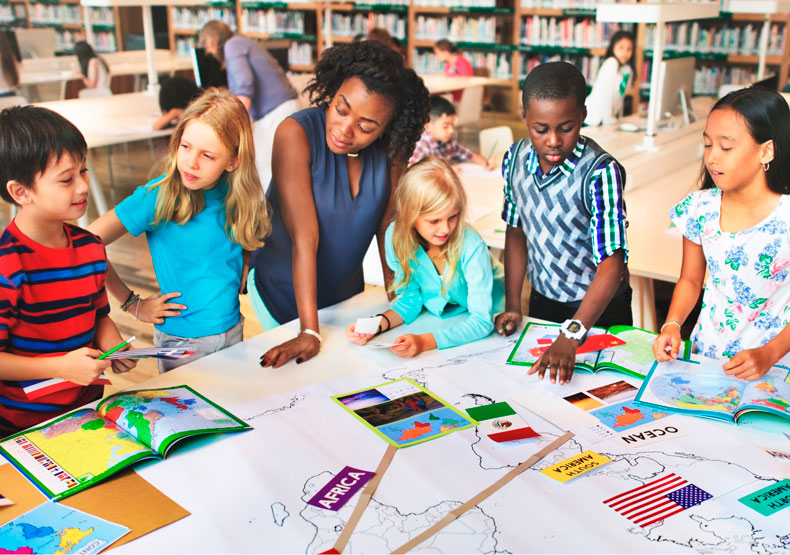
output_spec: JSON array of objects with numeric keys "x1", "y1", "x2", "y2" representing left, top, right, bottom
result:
[{"x1": 763, "y1": 162, "x2": 770, "y2": 171}]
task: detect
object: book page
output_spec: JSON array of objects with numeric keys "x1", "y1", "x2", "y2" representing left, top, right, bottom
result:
[
  {"x1": 0, "y1": 409, "x2": 154, "y2": 500},
  {"x1": 738, "y1": 366, "x2": 790, "y2": 420},
  {"x1": 97, "y1": 385, "x2": 250, "y2": 457},
  {"x1": 506, "y1": 322, "x2": 604, "y2": 371},
  {"x1": 636, "y1": 358, "x2": 749, "y2": 420},
  {"x1": 595, "y1": 326, "x2": 663, "y2": 378}
]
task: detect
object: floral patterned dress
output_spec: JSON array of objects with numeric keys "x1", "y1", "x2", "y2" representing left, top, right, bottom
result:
[{"x1": 670, "y1": 188, "x2": 790, "y2": 365}]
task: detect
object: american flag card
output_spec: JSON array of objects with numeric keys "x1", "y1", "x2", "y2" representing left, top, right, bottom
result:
[{"x1": 603, "y1": 473, "x2": 713, "y2": 527}]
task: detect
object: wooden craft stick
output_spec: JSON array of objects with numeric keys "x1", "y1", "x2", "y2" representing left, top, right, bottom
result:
[
  {"x1": 391, "y1": 431, "x2": 574, "y2": 554},
  {"x1": 331, "y1": 444, "x2": 398, "y2": 554}
]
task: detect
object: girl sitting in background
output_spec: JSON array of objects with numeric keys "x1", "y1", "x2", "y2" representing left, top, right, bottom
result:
[
  {"x1": 0, "y1": 33, "x2": 19, "y2": 98},
  {"x1": 75, "y1": 41, "x2": 110, "y2": 90},
  {"x1": 434, "y1": 39, "x2": 473, "y2": 102},
  {"x1": 653, "y1": 87, "x2": 790, "y2": 379},
  {"x1": 585, "y1": 31, "x2": 634, "y2": 126},
  {"x1": 347, "y1": 157, "x2": 504, "y2": 357}
]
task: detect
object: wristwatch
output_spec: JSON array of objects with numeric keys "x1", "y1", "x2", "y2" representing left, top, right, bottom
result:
[{"x1": 559, "y1": 319, "x2": 587, "y2": 343}]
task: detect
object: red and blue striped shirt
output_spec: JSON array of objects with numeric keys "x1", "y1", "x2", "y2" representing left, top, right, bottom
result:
[{"x1": 0, "y1": 221, "x2": 108, "y2": 436}]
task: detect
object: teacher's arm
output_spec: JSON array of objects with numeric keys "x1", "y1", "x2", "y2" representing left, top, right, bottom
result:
[
  {"x1": 376, "y1": 161, "x2": 404, "y2": 299},
  {"x1": 260, "y1": 118, "x2": 321, "y2": 368}
]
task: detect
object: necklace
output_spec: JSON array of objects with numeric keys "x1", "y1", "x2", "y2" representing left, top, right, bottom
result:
[{"x1": 347, "y1": 152, "x2": 359, "y2": 158}]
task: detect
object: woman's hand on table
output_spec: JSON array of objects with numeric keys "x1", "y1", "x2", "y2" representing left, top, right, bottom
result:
[{"x1": 260, "y1": 333, "x2": 321, "y2": 367}]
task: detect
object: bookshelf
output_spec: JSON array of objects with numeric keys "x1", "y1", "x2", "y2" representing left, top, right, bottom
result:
[{"x1": 152, "y1": 0, "x2": 790, "y2": 115}]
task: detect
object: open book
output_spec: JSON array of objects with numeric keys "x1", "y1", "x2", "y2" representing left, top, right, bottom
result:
[
  {"x1": 635, "y1": 358, "x2": 790, "y2": 424},
  {"x1": 0, "y1": 385, "x2": 249, "y2": 500},
  {"x1": 507, "y1": 323, "x2": 691, "y2": 379}
]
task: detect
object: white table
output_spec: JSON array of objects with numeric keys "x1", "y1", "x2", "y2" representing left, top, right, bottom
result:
[
  {"x1": 11, "y1": 286, "x2": 777, "y2": 554},
  {"x1": 34, "y1": 92, "x2": 172, "y2": 221}
]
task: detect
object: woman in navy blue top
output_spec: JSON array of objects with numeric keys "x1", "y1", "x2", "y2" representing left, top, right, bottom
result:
[{"x1": 251, "y1": 41, "x2": 430, "y2": 367}]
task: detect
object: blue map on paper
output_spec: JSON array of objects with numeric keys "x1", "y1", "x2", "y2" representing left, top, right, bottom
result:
[
  {"x1": 377, "y1": 407, "x2": 473, "y2": 447},
  {"x1": 0, "y1": 501, "x2": 128, "y2": 554}
]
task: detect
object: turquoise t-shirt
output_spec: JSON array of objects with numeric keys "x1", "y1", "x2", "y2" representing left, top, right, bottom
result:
[{"x1": 115, "y1": 177, "x2": 241, "y2": 338}]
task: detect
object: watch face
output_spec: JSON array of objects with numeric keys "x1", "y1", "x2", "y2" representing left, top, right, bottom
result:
[{"x1": 567, "y1": 322, "x2": 581, "y2": 333}]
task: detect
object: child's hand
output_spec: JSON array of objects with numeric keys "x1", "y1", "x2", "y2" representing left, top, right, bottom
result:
[
  {"x1": 136, "y1": 292, "x2": 186, "y2": 324},
  {"x1": 59, "y1": 348, "x2": 111, "y2": 385},
  {"x1": 527, "y1": 335, "x2": 577, "y2": 385},
  {"x1": 494, "y1": 311, "x2": 522, "y2": 337},
  {"x1": 485, "y1": 158, "x2": 497, "y2": 171},
  {"x1": 653, "y1": 327, "x2": 682, "y2": 361},
  {"x1": 722, "y1": 347, "x2": 776, "y2": 380},
  {"x1": 346, "y1": 323, "x2": 374, "y2": 345},
  {"x1": 390, "y1": 334, "x2": 424, "y2": 358},
  {"x1": 108, "y1": 344, "x2": 137, "y2": 374}
]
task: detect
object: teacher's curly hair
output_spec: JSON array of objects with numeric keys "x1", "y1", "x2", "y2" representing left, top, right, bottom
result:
[{"x1": 304, "y1": 40, "x2": 431, "y2": 163}]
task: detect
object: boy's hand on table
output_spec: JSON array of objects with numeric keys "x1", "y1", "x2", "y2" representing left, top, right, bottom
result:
[
  {"x1": 723, "y1": 347, "x2": 775, "y2": 381},
  {"x1": 495, "y1": 311, "x2": 522, "y2": 337},
  {"x1": 59, "y1": 348, "x2": 111, "y2": 385},
  {"x1": 528, "y1": 335, "x2": 577, "y2": 385}
]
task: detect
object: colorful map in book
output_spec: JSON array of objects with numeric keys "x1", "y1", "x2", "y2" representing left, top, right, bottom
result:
[
  {"x1": 650, "y1": 372, "x2": 743, "y2": 413},
  {"x1": 0, "y1": 502, "x2": 128, "y2": 554},
  {"x1": 97, "y1": 387, "x2": 243, "y2": 453},
  {"x1": 590, "y1": 400, "x2": 668, "y2": 432}
]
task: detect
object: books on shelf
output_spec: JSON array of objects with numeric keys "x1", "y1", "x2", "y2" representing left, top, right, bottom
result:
[
  {"x1": 414, "y1": 15, "x2": 497, "y2": 43},
  {"x1": 0, "y1": 385, "x2": 250, "y2": 501},
  {"x1": 414, "y1": 0, "x2": 495, "y2": 7},
  {"x1": 521, "y1": 16, "x2": 630, "y2": 50},
  {"x1": 413, "y1": 49, "x2": 512, "y2": 79},
  {"x1": 521, "y1": 0, "x2": 598, "y2": 8},
  {"x1": 635, "y1": 357, "x2": 790, "y2": 424},
  {"x1": 171, "y1": 6, "x2": 237, "y2": 33},
  {"x1": 242, "y1": 9, "x2": 305, "y2": 35},
  {"x1": 288, "y1": 41, "x2": 313, "y2": 66},
  {"x1": 645, "y1": 21, "x2": 785, "y2": 57},
  {"x1": 330, "y1": 12, "x2": 406, "y2": 40},
  {"x1": 507, "y1": 322, "x2": 691, "y2": 379},
  {"x1": 29, "y1": 3, "x2": 81, "y2": 26},
  {"x1": 520, "y1": 52, "x2": 602, "y2": 84}
]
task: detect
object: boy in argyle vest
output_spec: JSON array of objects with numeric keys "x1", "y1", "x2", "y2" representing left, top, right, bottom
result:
[{"x1": 496, "y1": 61, "x2": 632, "y2": 385}]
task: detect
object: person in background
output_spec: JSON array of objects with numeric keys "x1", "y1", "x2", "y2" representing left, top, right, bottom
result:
[
  {"x1": 653, "y1": 88, "x2": 790, "y2": 379},
  {"x1": 584, "y1": 31, "x2": 634, "y2": 127},
  {"x1": 434, "y1": 39, "x2": 473, "y2": 102},
  {"x1": 409, "y1": 95, "x2": 496, "y2": 170},
  {"x1": 74, "y1": 41, "x2": 110, "y2": 90},
  {"x1": 153, "y1": 76, "x2": 201, "y2": 130},
  {"x1": 347, "y1": 158, "x2": 504, "y2": 357},
  {"x1": 198, "y1": 20, "x2": 299, "y2": 188},
  {"x1": 252, "y1": 40, "x2": 430, "y2": 368},
  {"x1": 0, "y1": 33, "x2": 19, "y2": 98},
  {"x1": 366, "y1": 28, "x2": 404, "y2": 58}
]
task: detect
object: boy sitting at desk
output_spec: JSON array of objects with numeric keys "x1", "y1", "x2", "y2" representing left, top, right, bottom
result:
[
  {"x1": 409, "y1": 95, "x2": 495, "y2": 170},
  {"x1": 0, "y1": 106, "x2": 135, "y2": 438},
  {"x1": 495, "y1": 62, "x2": 631, "y2": 385}
]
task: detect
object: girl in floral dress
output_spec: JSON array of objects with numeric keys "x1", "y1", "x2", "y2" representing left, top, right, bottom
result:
[{"x1": 653, "y1": 87, "x2": 790, "y2": 380}]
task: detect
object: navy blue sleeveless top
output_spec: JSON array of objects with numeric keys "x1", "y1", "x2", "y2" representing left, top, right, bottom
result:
[{"x1": 251, "y1": 107, "x2": 390, "y2": 324}]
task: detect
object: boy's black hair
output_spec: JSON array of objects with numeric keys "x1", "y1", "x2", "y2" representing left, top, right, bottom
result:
[
  {"x1": 430, "y1": 95, "x2": 456, "y2": 119},
  {"x1": 305, "y1": 40, "x2": 430, "y2": 163},
  {"x1": 521, "y1": 61, "x2": 587, "y2": 112},
  {"x1": 0, "y1": 105, "x2": 87, "y2": 205},
  {"x1": 159, "y1": 76, "x2": 201, "y2": 112},
  {"x1": 605, "y1": 30, "x2": 635, "y2": 68},
  {"x1": 700, "y1": 87, "x2": 790, "y2": 195}
]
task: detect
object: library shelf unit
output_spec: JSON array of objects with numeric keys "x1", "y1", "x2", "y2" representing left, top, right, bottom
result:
[{"x1": 143, "y1": 0, "x2": 790, "y2": 116}]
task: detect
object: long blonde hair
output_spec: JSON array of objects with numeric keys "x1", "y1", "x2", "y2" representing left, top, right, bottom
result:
[
  {"x1": 149, "y1": 87, "x2": 270, "y2": 250},
  {"x1": 390, "y1": 157, "x2": 467, "y2": 295}
]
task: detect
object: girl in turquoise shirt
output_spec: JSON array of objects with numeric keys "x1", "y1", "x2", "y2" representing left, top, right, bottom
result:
[{"x1": 347, "y1": 157, "x2": 504, "y2": 356}]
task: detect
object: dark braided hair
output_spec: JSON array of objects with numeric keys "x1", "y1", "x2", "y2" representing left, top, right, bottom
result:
[{"x1": 304, "y1": 41, "x2": 430, "y2": 163}]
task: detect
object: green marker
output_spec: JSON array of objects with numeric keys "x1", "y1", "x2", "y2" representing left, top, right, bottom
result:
[{"x1": 99, "y1": 336, "x2": 136, "y2": 360}]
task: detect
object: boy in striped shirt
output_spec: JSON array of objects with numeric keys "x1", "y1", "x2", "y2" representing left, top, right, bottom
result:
[
  {"x1": 0, "y1": 106, "x2": 135, "y2": 437},
  {"x1": 495, "y1": 62, "x2": 631, "y2": 385}
]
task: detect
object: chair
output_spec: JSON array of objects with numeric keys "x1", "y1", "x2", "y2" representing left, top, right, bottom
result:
[
  {"x1": 479, "y1": 126, "x2": 514, "y2": 161},
  {"x1": 454, "y1": 85, "x2": 484, "y2": 142},
  {"x1": 0, "y1": 95, "x2": 28, "y2": 109}
]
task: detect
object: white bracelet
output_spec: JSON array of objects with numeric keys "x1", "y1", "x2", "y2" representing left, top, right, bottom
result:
[
  {"x1": 300, "y1": 328, "x2": 322, "y2": 343},
  {"x1": 660, "y1": 320, "x2": 681, "y2": 333}
]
